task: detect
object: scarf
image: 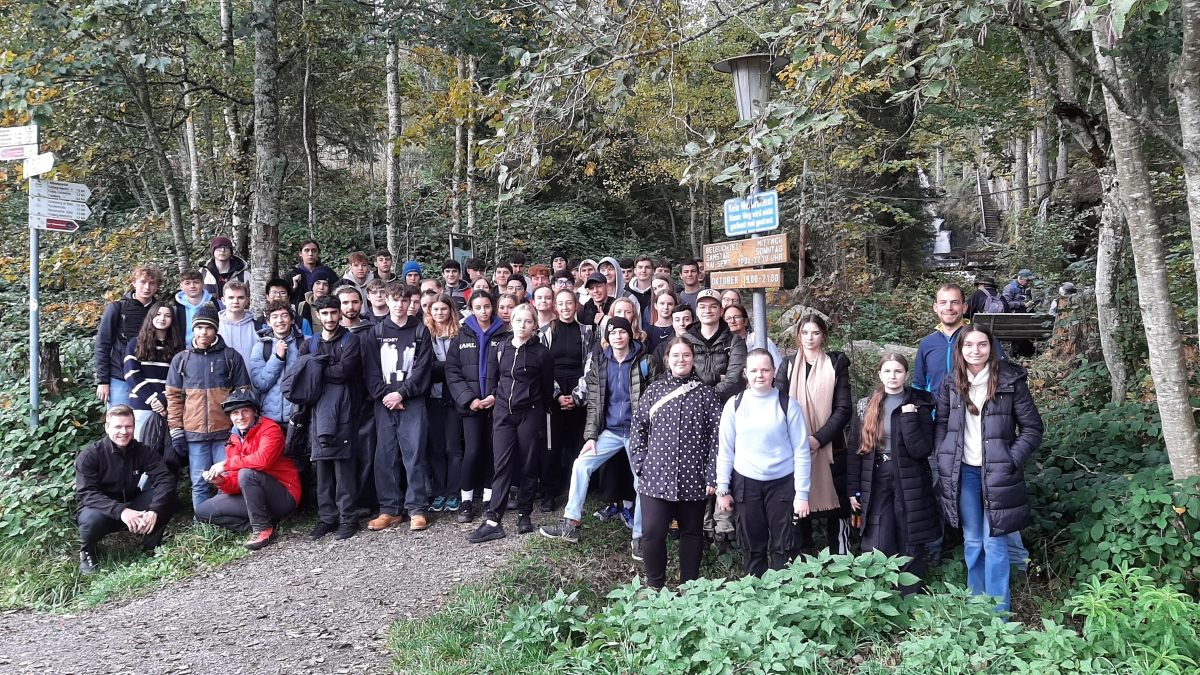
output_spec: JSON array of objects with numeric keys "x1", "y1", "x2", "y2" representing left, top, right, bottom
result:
[
  {"x1": 963, "y1": 367, "x2": 990, "y2": 466},
  {"x1": 790, "y1": 351, "x2": 840, "y2": 513},
  {"x1": 465, "y1": 315, "x2": 504, "y2": 389}
]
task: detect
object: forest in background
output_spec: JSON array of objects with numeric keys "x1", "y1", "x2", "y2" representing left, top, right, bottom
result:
[{"x1": 3, "y1": 0, "x2": 1200, "y2": 668}]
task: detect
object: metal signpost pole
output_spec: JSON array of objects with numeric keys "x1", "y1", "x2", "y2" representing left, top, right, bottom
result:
[
  {"x1": 749, "y1": 154, "x2": 766, "y2": 350},
  {"x1": 29, "y1": 208, "x2": 39, "y2": 427}
]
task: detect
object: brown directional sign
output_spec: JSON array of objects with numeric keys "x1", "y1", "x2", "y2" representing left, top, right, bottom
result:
[
  {"x1": 704, "y1": 234, "x2": 789, "y2": 272},
  {"x1": 709, "y1": 268, "x2": 783, "y2": 290}
]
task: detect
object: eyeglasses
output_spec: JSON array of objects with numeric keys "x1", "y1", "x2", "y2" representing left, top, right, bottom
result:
[
  {"x1": 268, "y1": 290, "x2": 288, "y2": 298},
  {"x1": 726, "y1": 315, "x2": 746, "y2": 322}
]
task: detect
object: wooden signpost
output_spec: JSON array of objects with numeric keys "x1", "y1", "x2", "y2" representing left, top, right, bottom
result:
[
  {"x1": 709, "y1": 268, "x2": 783, "y2": 289},
  {"x1": 704, "y1": 234, "x2": 789, "y2": 272}
]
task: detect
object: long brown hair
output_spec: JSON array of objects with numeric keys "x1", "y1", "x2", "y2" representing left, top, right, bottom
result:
[
  {"x1": 858, "y1": 352, "x2": 909, "y2": 455},
  {"x1": 133, "y1": 301, "x2": 184, "y2": 363},
  {"x1": 423, "y1": 293, "x2": 460, "y2": 339},
  {"x1": 952, "y1": 324, "x2": 1000, "y2": 415}
]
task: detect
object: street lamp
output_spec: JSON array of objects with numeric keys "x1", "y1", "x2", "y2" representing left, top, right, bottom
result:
[{"x1": 713, "y1": 53, "x2": 790, "y2": 350}]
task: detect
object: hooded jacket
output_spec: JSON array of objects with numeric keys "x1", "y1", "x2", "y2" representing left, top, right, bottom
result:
[
  {"x1": 95, "y1": 293, "x2": 158, "y2": 383},
  {"x1": 75, "y1": 436, "x2": 177, "y2": 520},
  {"x1": 361, "y1": 315, "x2": 433, "y2": 404},
  {"x1": 486, "y1": 337, "x2": 555, "y2": 413},
  {"x1": 287, "y1": 263, "x2": 338, "y2": 305},
  {"x1": 846, "y1": 387, "x2": 940, "y2": 546},
  {"x1": 166, "y1": 336, "x2": 251, "y2": 443},
  {"x1": 338, "y1": 268, "x2": 375, "y2": 300},
  {"x1": 296, "y1": 326, "x2": 360, "y2": 460},
  {"x1": 1001, "y1": 279, "x2": 1035, "y2": 312},
  {"x1": 620, "y1": 278, "x2": 653, "y2": 328},
  {"x1": 174, "y1": 290, "x2": 215, "y2": 344},
  {"x1": 934, "y1": 361, "x2": 1044, "y2": 537},
  {"x1": 445, "y1": 316, "x2": 510, "y2": 415},
  {"x1": 202, "y1": 255, "x2": 248, "y2": 307},
  {"x1": 598, "y1": 256, "x2": 623, "y2": 296},
  {"x1": 682, "y1": 319, "x2": 747, "y2": 402},
  {"x1": 215, "y1": 417, "x2": 301, "y2": 506},
  {"x1": 249, "y1": 325, "x2": 303, "y2": 423},
  {"x1": 629, "y1": 373, "x2": 722, "y2": 501},
  {"x1": 218, "y1": 309, "x2": 259, "y2": 368},
  {"x1": 580, "y1": 342, "x2": 662, "y2": 440}
]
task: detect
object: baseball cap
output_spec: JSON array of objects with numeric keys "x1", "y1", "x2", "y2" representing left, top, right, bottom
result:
[
  {"x1": 584, "y1": 272, "x2": 608, "y2": 288},
  {"x1": 695, "y1": 289, "x2": 721, "y2": 304}
]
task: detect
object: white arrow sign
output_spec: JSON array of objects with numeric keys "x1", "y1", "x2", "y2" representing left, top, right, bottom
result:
[
  {"x1": 0, "y1": 145, "x2": 38, "y2": 161},
  {"x1": 29, "y1": 195, "x2": 91, "y2": 220},
  {"x1": 23, "y1": 152, "x2": 54, "y2": 177},
  {"x1": 29, "y1": 178, "x2": 91, "y2": 202},
  {"x1": 0, "y1": 124, "x2": 38, "y2": 148}
]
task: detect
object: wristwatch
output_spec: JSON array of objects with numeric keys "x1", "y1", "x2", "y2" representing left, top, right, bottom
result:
[{"x1": 715, "y1": 489, "x2": 731, "y2": 497}]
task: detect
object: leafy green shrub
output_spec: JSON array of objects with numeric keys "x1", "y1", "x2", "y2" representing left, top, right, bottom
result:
[{"x1": 1066, "y1": 565, "x2": 1200, "y2": 675}]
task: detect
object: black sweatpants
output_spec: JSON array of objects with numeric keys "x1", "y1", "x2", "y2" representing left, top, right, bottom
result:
[
  {"x1": 79, "y1": 488, "x2": 176, "y2": 552},
  {"x1": 316, "y1": 457, "x2": 357, "y2": 525},
  {"x1": 427, "y1": 397, "x2": 464, "y2": 500},
  {"x1": 355, "y1": 406, "x2": 378, "y2": 511},
  {"x1": 461, "y1": 411, "x2": 494, "y2": 495},
  {"x1": 547, "y1": 406, "x2": 585, "y2": 496},
  {"x1": 194, "y1": 468, "x2": 297, "y2": 533},
  {"x1": 732, "y1": 472, "x2": 795, "y2": 577},
  {"x1": 486, "y1": 405, "x2": 543, "y2": 521},
  {"x1": 640, "y1": 495, "x2": 706, "y2": 590}
]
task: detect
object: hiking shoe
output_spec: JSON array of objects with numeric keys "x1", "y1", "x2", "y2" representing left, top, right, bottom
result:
[
  {"x1": 457, "y1": 500, "x2": 476, "y2": 523},
  {"x1": 517, "y1": 515, "x2": 534, "y2": 534},
  {"x1": 410, "y1": 514, "x2": 428, "y2": 531},
  {"x1": 620, "y1": 507, "x2": 635, "y2": 530},
  {"x1": 334, "y1": 522, "x2": 358, "y2": 540},
  {"x1": 594, "y1": 503, "x2": 620, "y2": 521},
  {"x1": 244, "y1": 528, "x2": 276, "y2": 551},
  {"x1": 431, "y1": 496, "x2": 446, "y2": 512},
  {"x1": 79, "y1": 547, "x2": 99, "y2": 575},
  {"x1": 539, "y1": 519, "x2": 580, "y2": 543},
  {"x1": 715, "y1": 531, "x2": 731, "y2": 555},
  {"x1": 507, "y1": 495, "x2": 518, "y2": 511},
  {"x1": 445, "y1": 497, "x2": 461, "y2": 511},
  {"x1": 539, "y1": 496, "x2": 556, "y2": 513},
  {"x1": 466, "y1": 521, "x2": 506, "y2": 544},
  {"x1": 308, "y1": 521, "x2": 337, "y2": 541},
  {"x1": 368, "y1": 513, "x2": 407, "y2": 531},
  {"x1": 631, "y1": 537, "x2": 644, "y2": 562}
]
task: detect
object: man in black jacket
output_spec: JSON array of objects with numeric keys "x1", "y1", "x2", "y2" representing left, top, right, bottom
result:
[
  {"x1": 298, "y1": 295, "x2": 362, "y2": 541},
  {"x1": 337, "y1": 284, "x2": 378, "y2": 516},
  {"x1": 76, "y1": 405, "x2": 177, "y2": 574},
  {"x1": 362, "y1": 281, "x2": 434, "y2": 532},
  {"x1": 95, "y1": 264, "x2": 164, "y2": 407}
]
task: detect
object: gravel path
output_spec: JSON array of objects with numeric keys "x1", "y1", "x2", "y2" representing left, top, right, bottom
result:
[{"x1": 0, "y1": 511, "x2": 545, "y2": 675}]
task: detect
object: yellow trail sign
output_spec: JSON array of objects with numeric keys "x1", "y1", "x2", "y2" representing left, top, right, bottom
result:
[
  {"x1": 709, "y1": 268, "x2": 783, "y2": 290},
  {"x1": 703, "y1": 234, "x2": 789, "y2": 272}
]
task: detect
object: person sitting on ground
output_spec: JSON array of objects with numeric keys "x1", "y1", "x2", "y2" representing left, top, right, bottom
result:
[
  {"x1": 173, "y1": 268, "x2": 213, "y2": 344},
  {"x1": 717, "y1": 349, "x2": 810, "y2": 577},
  {"x1": 540, "y1": 317, "x2": 659, "y2": 560},
  {"x1": 203, "y1": 236, "x2": 249, "y2": 309},
  {"x1": 76, "y1": 405, "x2": 177, "y2": 574},
  {"x1": 846, "y1": 353, "x2": 939, "y2": 595},
  {"x1": 194, "y1": 390, "x2": 300, "y2": 550}
]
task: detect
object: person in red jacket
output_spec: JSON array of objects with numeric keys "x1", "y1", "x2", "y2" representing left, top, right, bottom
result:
[{"x1": 194, "y1": 390, "x2": 300, "y2": 550}]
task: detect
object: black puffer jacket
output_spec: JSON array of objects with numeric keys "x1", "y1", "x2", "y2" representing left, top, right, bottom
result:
[
  {"x1": 846, "y1": 387, "x2": 940, "y2": 546},
  {"x1": 681, "y1": 320, "x2": 746, "y2": 402},
  {"x1": 444, "y1": 320, "x2": 511, "y2": 415},
  {"x1": 935, "y1": 361, "x2": 1044, "y2": 536}
]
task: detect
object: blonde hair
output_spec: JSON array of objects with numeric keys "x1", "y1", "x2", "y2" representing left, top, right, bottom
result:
[{"x1": 608, "y1": 297, "x2": 647, "y2": 343}]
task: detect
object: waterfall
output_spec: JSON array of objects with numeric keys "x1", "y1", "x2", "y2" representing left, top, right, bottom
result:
[{"x1": 918, "y1": 168, "x2": 952, "y2": 253}]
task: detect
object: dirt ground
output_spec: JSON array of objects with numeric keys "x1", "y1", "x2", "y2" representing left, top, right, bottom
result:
[{"x1": 0, "y1": 511, "x2": 543, "y2": 675}]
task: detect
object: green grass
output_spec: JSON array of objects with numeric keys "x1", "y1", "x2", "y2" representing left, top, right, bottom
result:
[{"x1": 0, "y1": 514, "x2": 318, "y2": 612}]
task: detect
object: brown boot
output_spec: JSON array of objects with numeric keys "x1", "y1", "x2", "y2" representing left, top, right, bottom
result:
[
  {"x1": 410, "y1": 514, "x2": 428, "y2": 531},
  {"x1": 368, "y1": 513, "x2": 407, "y2": 531}
]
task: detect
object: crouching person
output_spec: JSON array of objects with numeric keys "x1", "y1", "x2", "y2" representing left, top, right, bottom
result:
[
  {"x1": 76, "y1": 405, "x2": 178, "y2": 575},
  {"x1": 194, "y1": 390, "x2": 300, "y2": 550}
]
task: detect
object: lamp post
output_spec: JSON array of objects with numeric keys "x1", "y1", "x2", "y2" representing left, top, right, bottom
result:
[{"x1": 713, "y1": 53, "x2": 789, "y2": 350}]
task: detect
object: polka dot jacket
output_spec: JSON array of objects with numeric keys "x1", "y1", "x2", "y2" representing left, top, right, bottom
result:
[{"x1": 629, "y1": 373, "x2": 722, "y2": 502}]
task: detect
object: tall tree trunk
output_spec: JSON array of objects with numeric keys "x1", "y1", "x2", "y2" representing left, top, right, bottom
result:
[
  {"x1": 1057, "y1": 124, "x2": 1069, "y2": 181},
  {"x1": 688, "y1": 182, "x2": 698, "y2": 258},
  {"x1": 1172, "y1": 0, "x2": 1200, "y2": 335},
  {"x1": 1013, "y1": 136, "x2": 1029, "y2": 211},
  {"x1": 183, "y1": 81, "x2": 203, "y2": 245},
  {"x1": 1035, "y1": 123, "x2": 1050, "y2": 200},
  {"x1": 385, "y1": 40, "x2": 402, "y2": 257},
  {"x1": 1094, "y1": 169, "x2": 1128, "y2": 403},
  {"x1": 302, "y1": 48, "x2": 317, "y2": 239},
  {"x1": 935, "y1": 146, "x2": 943, "y2": 185},
  {"x1": 220, "y1": 0, "x2": 249, "y2": 254},
  {"x1": 452, "y1": 54, "x2": 464, "y2": 233},
  {"x1": 1095, "y1": 21, "x2": 1200, "y2": 478},
  {"x1": 128, "y1": 65, "x2": 189, "y2": 271},
  {"x1": 249, "y1": 0, "x2": 285, "y2": 311},
  {"x1": 466, "y1": 56, "x2": 478, "y2": 236}
]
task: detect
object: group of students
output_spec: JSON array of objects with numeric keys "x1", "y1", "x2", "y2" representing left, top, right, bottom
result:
[{"x1": 81, "y1": 240, "x2": 1041, "y2": 612}]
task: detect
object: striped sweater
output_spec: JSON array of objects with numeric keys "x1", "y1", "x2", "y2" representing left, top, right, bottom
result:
[{"x1": 123, "y1": 337, "x2": 174, "y2": 411}]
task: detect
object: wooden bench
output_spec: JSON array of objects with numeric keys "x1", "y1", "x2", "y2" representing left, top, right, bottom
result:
[{"x1": 970, "y1": 313, "x2": 1055, "y2": 341}]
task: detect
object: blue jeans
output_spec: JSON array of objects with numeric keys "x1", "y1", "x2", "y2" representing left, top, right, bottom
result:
[
  {"x1": 108, "y1": 378, "x2": 131, "y2": 408},
  {"x1": 959, "y1": 465, "x2": 1010, "y2": 614},
  {"x1": 188, "y1": 440, "x2": 228, "y2": 510},
  {"x1": 563, "y1": 430, "x2": 642, "y2": 539}
]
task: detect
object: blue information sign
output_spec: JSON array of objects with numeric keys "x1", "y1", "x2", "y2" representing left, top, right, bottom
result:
[{"x1": 723, "y1": 190, "x2": 780, "y2": 236}]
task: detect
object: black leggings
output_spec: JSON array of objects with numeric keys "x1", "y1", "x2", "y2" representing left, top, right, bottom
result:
[
  {"x1": 547, "y1": 406, "x2": 586, "y2": 495},
  {"x1": 640, "y1": 495, "x2": 707, "y2": 590},
  {"x1": 460, "y1": 411, "x2": 494, "y2": 495},
  {"x1": 487, "y1": 405, "x2": 544, "y2": 520}
]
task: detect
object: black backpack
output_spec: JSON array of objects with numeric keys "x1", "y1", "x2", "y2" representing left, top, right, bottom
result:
[{"x1": 733, "y1": 388, "x2": 791, "y2": 414}]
